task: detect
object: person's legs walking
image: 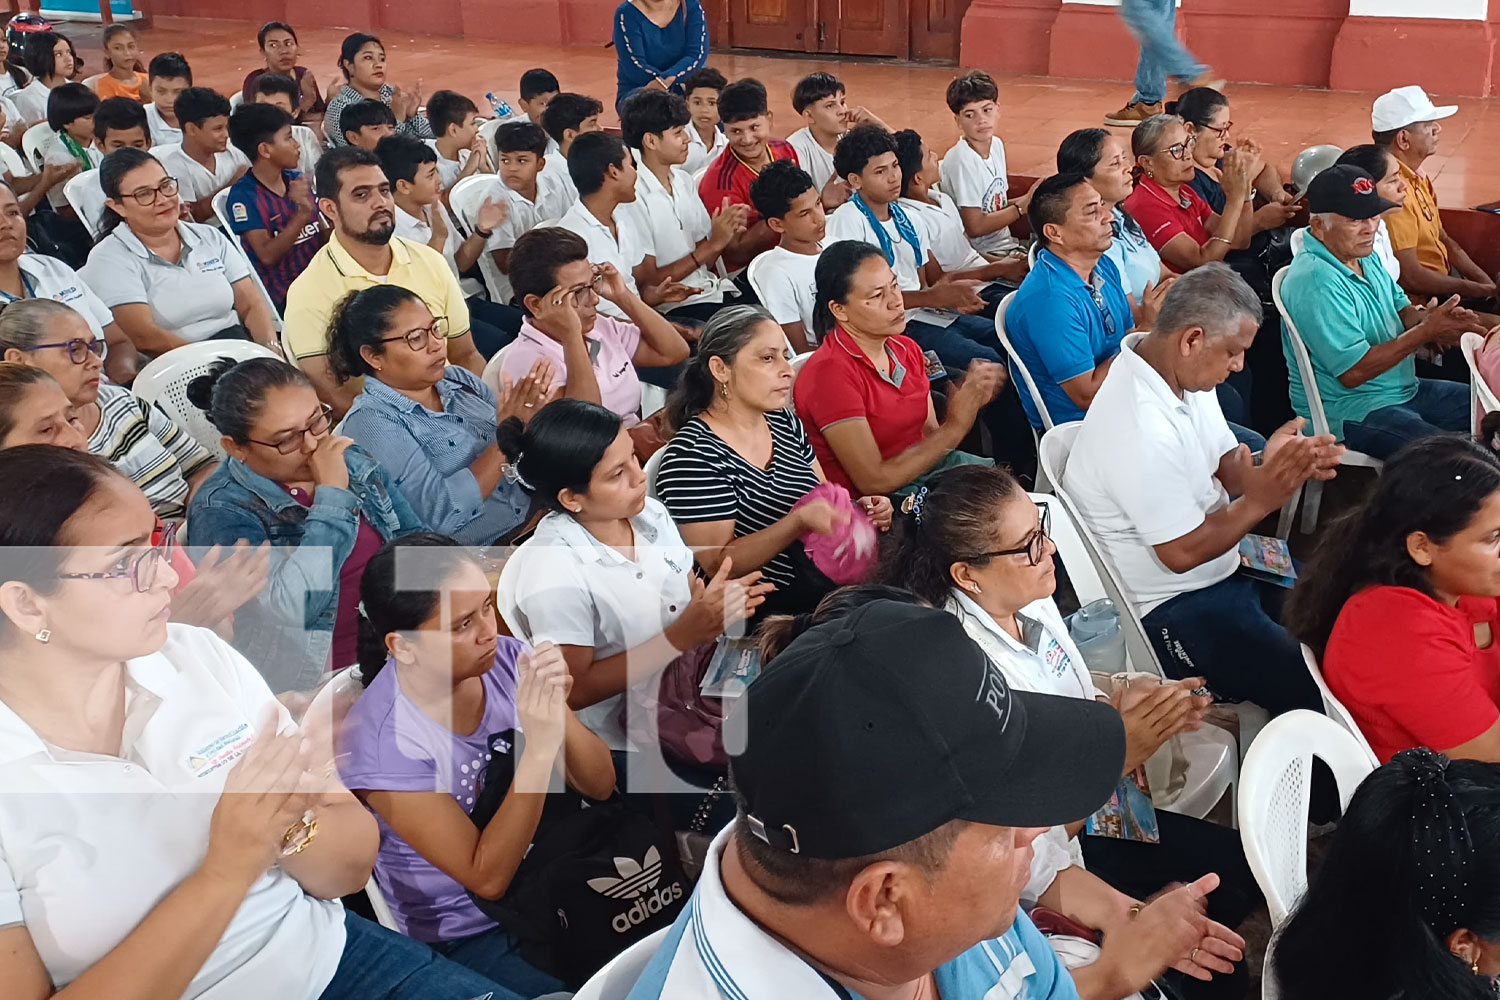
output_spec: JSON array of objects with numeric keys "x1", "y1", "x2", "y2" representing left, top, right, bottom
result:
[
  {"x1": 1119, "y1": 0, "x2": 1206, "y2": 102},
  {"x1": 318, "y1": 911, "x2": 518, "y2": 1000}
]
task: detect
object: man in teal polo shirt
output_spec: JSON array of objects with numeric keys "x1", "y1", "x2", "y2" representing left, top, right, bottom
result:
[{"x1": 1281, "y1": 164, "x2": 1483, "y2": 459}]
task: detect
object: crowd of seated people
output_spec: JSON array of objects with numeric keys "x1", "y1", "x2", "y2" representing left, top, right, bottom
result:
[{"x1": 3, "y1": 12, "x2": 1500, "y2": 998}]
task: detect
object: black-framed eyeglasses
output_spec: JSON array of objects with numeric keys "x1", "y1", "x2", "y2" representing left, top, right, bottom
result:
[
  {"x1": 123, "y1": 177, "x2": 179, "y2": 205},
  {"x1": 57, "y1": 521, "x2": 178, "y2": 593},
  {"x1": 1164, "y1": 136, "x2": 1198, "y2": 160},
  {"x1": 248, "y1": 403, "x2": 334, "y2": 454},
  {"x1": 1203, "y1": 121, "x2": 1233, "y2": 138},
  {"x1": 563, "y1": 265, "x2": 606, "y2": 304},
  {"x1": 379, "y1": 316, "x2": 449, "y2": 351},
  {"x1": 964, "y1": 503, "x2": 1052, "y2": 567},
  {"x1": 19, "y1": 337, "x2": 105, "y2": 365}
]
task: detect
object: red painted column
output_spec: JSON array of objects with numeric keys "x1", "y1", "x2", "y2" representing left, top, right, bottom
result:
[
  {"x1": 1330, "y1": 16, "x2": 1495, "y2": 96},
  {"x1": 959, "y1": 0, "x2": 1063, "y2": 75}
]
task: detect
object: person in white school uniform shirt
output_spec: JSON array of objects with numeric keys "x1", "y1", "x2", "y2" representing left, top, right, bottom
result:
[
  {"x1": 941, "y1": 70, "x2": 1028, "y2": 257},
  {"x1": 155, "y1": 88, "x2": 250, "y2": 223},
  {"x1": 539, "y1": 92, "x2": 604, "y2": 204},
  {"x1": 747, "y1": 159, "x2": 825, "y2": 350},
  {"x1": 783, "y1": 71, "x2": 887, "y2": 208},
  {"x1": 0, "y1": 446, "x2": 509, "y2": 1000},
  {"x1": 680, "y1": 66, "x2": 728, "y2": 176},
  {"x1": 495, "y1": 399, "x2": 770, "y2": 753}
]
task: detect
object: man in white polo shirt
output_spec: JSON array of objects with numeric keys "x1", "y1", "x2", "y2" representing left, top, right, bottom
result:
[
  {"x1": 630, "y1": 600, "x2": 1241, "y2": 1000},
  {"x1": 1064, "y1": 264, "x2": 1342, "y2": 716}
]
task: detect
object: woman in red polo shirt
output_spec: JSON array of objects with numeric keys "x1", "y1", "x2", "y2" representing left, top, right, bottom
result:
[
  {"x1": 1123, "y1": 114, "x2": 1263, "y2": 274},
  {"x1": 1286, "y1": 436, "x2": 1500, "y2": 763},
  {"x1": 791, "y1": 240, "x2": 1002, "y2": 499}
]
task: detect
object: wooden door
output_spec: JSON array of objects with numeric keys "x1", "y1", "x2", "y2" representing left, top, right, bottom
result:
[
  {"x1": 824, "y1": 0, "x2": 909, "y2": 58},
  {"x1": 729, "y1": 0, "x2": 816, "y2": 52},
  {"x1": 909, "y1": 0, "x2": 972, "y2": 61}
]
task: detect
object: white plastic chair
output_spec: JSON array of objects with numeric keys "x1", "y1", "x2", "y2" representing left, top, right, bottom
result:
[
  {"x1": 364, "y1": 876, "x2": 399, "y2": 931},
  {"x1": 64, "y1": 169, "x2": 105, "y2": 237},
  {"x1": 1300, "y1": 644, "x2": 1379, "y2": 767},
  {"x1": 644, "y1": 446, "x2": 666, "y2": 501},
  {"x1": 1238, "y1": 709, "x2": 1376, "y2": 925},
  {"x1": 132, "y1": 340, "x2": 281, "y2": 459},
  {"x1": 790, "y1": 351, "x2": 813, "y2": 378},
  {"x1": 1272, "y1": 267, "x2": 1383, "y2": 532},
  {"x1": 1461, "y1": 331, "x2": 1499, "y2": 439},
  {"x1": 229, "y1": 92, "x2": 244, "y2": 111},
  {"x1": 449, "y1": 173, "x2": 511, "y2": 306},
  {"x1": 479, "y1": 340, "x2": 519, "y2": 399},
  {"x1": 477, "y1": 116, "x2": 503, "y2": 156},
  {"x1": 81, "y1": 72, "x2": 104, "y2": 94},
  {"x1": 573, "y1": 926, "x2": 669, "y2": 1000},
  {"x1": 994, "y1": 289, "x2": 1054, "y2": 490},
  {"x1": 20, "y1": 121, "x2": 50, "y2": 174},
  {"x1": 0, "y1": 141, "x2": 30, "y2": 179},
  {"x1": 210, "y1": 189, "x2": 285, "y2": 333}
]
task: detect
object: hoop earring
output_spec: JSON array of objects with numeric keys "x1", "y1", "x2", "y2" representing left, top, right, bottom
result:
[{"x1": 34, "y1": 628, "x2": 50, "y2": 643}]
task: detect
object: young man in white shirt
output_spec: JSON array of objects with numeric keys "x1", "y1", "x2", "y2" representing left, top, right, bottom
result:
[
  {"x1": 143, "y1": 51, "x2": 190, "y2": 147},
  {"x1": 157, "y1": 86, "x2": 248, "y2": 223},
  {"x1": 1064, "y1": 263, "x2": 1342, "y2": 716},
  {"x1": 377, "y1": 134, "x2": 519, "y2": 356},
  {"x1": 539, "y1": 92, "x2": 603, "y2": 203},
  {"x1": 940, "y1": 70, "x2": 1028, "y2": 257},
  {"x1": 619, "y1": 89, "x2": 747, "y2": 324},
  {"x1": 747, "y1": 159, "x2": 824, "y2": 352},
  {"x1": 824, "y1": 124, "x2": 1003, "y2": 369},
  {"x1": 493, "y1": 67, "x2": 561, "y2": 156},
  {"x1": 784, "y1": 71, "x2": 885, "y2": 211},
  {"x1": 423, "y1": 89, "x2": 488, "y2": 192},
  {"x1": 681, "y1": 66, "x2": 727, "y2": 175}
]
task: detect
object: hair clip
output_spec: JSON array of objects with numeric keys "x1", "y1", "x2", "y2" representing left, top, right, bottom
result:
[
  {"x1": 503, "y1": 457, "x2": 533, "y2": 491},
  {"x1": 900, "y1": 486, "x2": 929, "y2": 525}
]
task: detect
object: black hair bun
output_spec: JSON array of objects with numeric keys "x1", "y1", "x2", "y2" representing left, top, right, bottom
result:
[{"x1": 183, "y1": 357, "x2": 235, "y2": 415}]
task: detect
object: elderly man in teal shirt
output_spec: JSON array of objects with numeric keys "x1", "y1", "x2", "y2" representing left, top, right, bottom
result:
[{"x1": 1281, "y1": 164, "x2": 1484, "y2": 459}]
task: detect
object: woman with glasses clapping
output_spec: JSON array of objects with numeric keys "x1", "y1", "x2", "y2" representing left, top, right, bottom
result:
[
  {"x1": 81, "y1": 147, "x2": 279, "y2": 355},
  {"x1": 185, "y1": 356, "x2": 426, "y2": 692},
  {"x1": 330, "y1": 285, "x2": 554, "y2": 546}
]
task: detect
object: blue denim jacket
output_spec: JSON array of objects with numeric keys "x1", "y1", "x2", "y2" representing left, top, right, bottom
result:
[{"x1": 185, "y1": 444, "x2": 427, "y2": 692}]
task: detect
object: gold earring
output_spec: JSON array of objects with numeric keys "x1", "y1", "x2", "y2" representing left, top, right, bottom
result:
[
  {"x1": 34, "y1": 628, "x2": 50, "y2": 643},
  {"x1": 1473, "y1": 958, "x2": 1482, "y2": 976},
  {"x1": 719, "y1": 381, "x2": 730, "y2": 401}
]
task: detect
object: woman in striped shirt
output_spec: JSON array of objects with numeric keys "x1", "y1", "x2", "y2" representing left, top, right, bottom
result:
[
  {"x1": 656, "y1": 305, "x2": 892, "y2": 616},
  {"x1": 324, "y1": 33, "x2": 432, "y2": 149}
]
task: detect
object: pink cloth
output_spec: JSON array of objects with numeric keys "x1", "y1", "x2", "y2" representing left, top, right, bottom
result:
[
  {"x1": 1475, "y1": 334, "x2": 1500, "y2": 439},
  {"x1": 793, "y1": 482, "x2": 878, "y2": 586},
  {"x1": 489, "y1": 317, "x2": 644, "y2": 427}
]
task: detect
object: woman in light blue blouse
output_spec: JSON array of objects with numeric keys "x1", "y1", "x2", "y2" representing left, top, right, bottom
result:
[
  {"x1": 1057, "y1": 128, "x2": 1167, "y2": 306},
  {"x1": 612, "y1": 0, "x2": 709, "y2": 112}
]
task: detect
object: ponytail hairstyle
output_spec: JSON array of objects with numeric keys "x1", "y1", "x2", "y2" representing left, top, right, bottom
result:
[
  {"x1": 355, "y1": 532, "x2": 482, "y2": 686},
  {"x1": 1274, "y1": 750, "x2": 1500, "y2": 1000},
  {"x1": 664, "y1": 304, "x2": 777, "y2": 432},
  {"x1": 497, "y1": 398, "x2": 622, "y2": 515},
  {"x1": 325, "y1": 284, "x2": 424, "y2": 385},
  {"x1": 875, "y1": 464, "x2": 1025, "y2": 606},
  {"x1": 1284, "y1": 435, "x2": 1500, "y2": 658},
  {"x1": 1056, "y1": 126, "x2": 1146, "y2": 243},
  {"x1": 758, "y1": 584, "x2": 922, "y2": 663},
  {"x1": 812, "y1": 239, "x2": 885, "y2": 344},
  {"x1": 0, "y1": 363, "x2": 62, "y2": 445},
  {"x1": 1164, "y1": 86, "x2": 1229, "y2": 130},
  {"x1": 96, "y1": 146, "x2": 159, "y2": 238},
  {"x1": 185, "y1": 356, "x2": 311, "y2": 445}
]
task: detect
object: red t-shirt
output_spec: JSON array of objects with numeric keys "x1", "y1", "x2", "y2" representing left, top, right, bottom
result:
[
  {"x1": 793, "y1": 327, "x2": 930, "y2": 492},
  {"x1": 1123, "y1": 177, "x2": 1212, "y2": 263},
  {"x1": 1324, "y1": 585, "x2": 1500, "y2": 763},
  {"x1": 698, "y1": 139, "x2": 799, "y2": 228}
]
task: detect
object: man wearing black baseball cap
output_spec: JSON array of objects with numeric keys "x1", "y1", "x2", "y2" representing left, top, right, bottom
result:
[
  {"x1": 627, "y1": 600, "x2": 1234, "y2": 1000},
  {"x1": 1280, "y1": 163, "x2": 1485, "y2": 460}
]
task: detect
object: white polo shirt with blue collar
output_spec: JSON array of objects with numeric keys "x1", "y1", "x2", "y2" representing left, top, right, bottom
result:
[{"x1": 627, "y1": 826, "x2": 1081, "y2": 1000}]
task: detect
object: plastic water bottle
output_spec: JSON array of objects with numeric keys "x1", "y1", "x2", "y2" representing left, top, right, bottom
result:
[
  {"x1": 486, "y1": 93, "x2": 514, "y2": 119},
  {"x1": 1068, "y1": 598, "x2": 1127, "y2": 675}
]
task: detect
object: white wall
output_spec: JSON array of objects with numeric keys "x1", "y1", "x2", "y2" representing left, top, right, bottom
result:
[{"x1": 1060, "y1": 0, "x2": 1485, "y2": 16}]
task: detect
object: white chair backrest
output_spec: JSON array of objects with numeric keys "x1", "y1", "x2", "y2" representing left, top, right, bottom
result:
[
  {"x1": 1300, "y1": 644, "x2": 1379, "y2": 767},
  {"x1": 449, "y1": 173, "x2": 510, "y2": 305},
  {"x1": 1038, "y1": 422, "x2": 1163, "y2": 676},
  {"x1": 1027, "y1": 241, "x2": 1038, "y2": 269},
  {"x1": 64, "y1": 169, "x2": 104, "y2": 237},
  {"x1": 1462, "y1": 331, "x2": 1499, "y2": 438},
  {"x1": 81, "y1": 72, "x2": 104, "y2": 94},
  {"x1": 1271, "y1": 267, "x2": 1335, "y2": 439},
  {"x1": 480, "y1": 340, "x2": 518, "y2": 399},
  {"x1": 0, "y1": 140, "x2": 30, "y2": 178},
  {"x1": 210, "y1": 189, "x2": 285, "y2": 331},
  {"x1": 20, "y1": 121, "x2": 51, "y2": 174},
  {"x1": 790, "y1": 351, "x2": 813, "y2": 377},
  {"x1": 644, "y1": 446, "x2": 666, "y2": 501},
  {"x1": 573, "y1": 926, "x2": 670, "y2": 1000},
  {"x1": 1030, "y1": 491, "x2": 1108, "y2": 607},
  {"x1": 1238, "y1": 709, "x2": 1376, "y2": 926},
  {"x1": 132, "y1": 340, "x2": 281, "y2": 459},
  {"x1": 994, "y1": 290, "x2": 1055, "y2": 432},
  {"x1": 477, "y1": 116, "x2": 503, "y2": 156},
  {"x1": 364, "y1": 876, "x2": 399, "y2": 930},
  {"x1": 228, "y1": 92, "x2": 244, "y2": 111}
]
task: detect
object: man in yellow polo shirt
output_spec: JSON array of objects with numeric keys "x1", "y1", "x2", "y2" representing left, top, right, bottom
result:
[
  {"x1": 284, "y1": 146, "x2": 486, "y2": 415},
  {"x1": 1373, "y1": 86, "x2": 1499, "y2": 311}
]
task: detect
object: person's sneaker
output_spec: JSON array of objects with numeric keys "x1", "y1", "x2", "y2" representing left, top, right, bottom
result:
[{"x1": 1103, "y1": 101, "x2": 1164, "y2": 127}]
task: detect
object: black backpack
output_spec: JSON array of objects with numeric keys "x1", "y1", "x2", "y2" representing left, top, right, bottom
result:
[{"x1": 467, "y1": 729, "x2": 689, "y2": 987}]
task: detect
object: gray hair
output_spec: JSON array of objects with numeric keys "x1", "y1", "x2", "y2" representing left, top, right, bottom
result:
[
  {"x1": 664, "y1": 303, "x2": 780, "y2": 431},
  {"x1": 1153, "y1": 262, "x2": 1263, "y2": 338},
  {"x1": 1131, "y1": 114, "x2": 1185, "y2": 159},
  {"x1": 0, "y1": 298, "x2": 84, "y2": 352}
]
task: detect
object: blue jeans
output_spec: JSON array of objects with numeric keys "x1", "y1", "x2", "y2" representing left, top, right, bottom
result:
[
  {"x1": 318, "y1": 910, "x2": 520, "y2": 1000},
  {"x1": 468, "y1": 296, "x2": 523, "y2": 360},
  {"x1": 1120, "y1": 0, "x2": 1207, "y2": 104},
  {"x1": 1341, "y1": 378, "x2": 1469, "y2": 460},
  {"x1": 1142, "y1": 575, "x2": 1319, "y2": 717},
  {"x1": 432, "y1": 925, "x2": 567, "y2": 998},
  {"x1": 905, "y1": 314, "x2": 1003, "y2": 369}
]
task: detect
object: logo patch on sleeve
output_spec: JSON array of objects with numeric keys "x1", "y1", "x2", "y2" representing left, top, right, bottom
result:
[{"x1": 231, "y1": 202, "x2": 248, "y2": 223}]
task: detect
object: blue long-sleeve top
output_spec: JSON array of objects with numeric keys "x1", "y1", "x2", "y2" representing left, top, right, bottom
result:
[{"x1": 613, "y1": 0, "x2": 709, "y2": 111}]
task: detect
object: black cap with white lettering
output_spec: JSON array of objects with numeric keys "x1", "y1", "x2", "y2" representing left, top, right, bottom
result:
[{"x1": 727, "y1": 600, "x2": 1126, "y2": 859}]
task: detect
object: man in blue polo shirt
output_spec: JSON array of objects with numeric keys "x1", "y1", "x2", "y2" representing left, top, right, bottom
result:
[
  {"x1": 1281, "y1": 164, "x2": 1484, "y2": 459},
  {"x1": 628, "y1": 601, "x2": 1243, "y2": 1000},
  {"x1": 1005, "y1": 174, "x2": 1138, "y2": 428}
]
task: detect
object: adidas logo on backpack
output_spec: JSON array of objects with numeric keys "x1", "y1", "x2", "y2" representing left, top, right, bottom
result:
[{"x1": 587, "y1": 847, "x2": 686, "y2": 934}]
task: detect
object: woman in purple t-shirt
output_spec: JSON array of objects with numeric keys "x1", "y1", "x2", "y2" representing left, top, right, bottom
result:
[{"x1": 336, "y1": 534, "x2": 615, "y2": 995}]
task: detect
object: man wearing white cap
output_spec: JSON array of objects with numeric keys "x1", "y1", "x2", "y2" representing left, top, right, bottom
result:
[{"x1": 1372, "y1": 85, "x2": 1499, "y2": 308}]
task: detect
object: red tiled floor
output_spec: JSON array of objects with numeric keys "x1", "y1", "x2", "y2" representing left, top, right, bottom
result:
[{"x1": 81, "y1": 15, "x2": 1500, "y2": 206}]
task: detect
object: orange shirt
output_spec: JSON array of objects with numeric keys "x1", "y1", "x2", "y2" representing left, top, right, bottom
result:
[
  {"x1": 96, "y1": 71, "x2": 145, "y2": 102},
  {"x1": 1384, "y1": 159, "x2": 1448, "y2": 275}
]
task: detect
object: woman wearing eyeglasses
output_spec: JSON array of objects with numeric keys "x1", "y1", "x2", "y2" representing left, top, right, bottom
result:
[
  {"x1": 330, "y1": 285, "x2": 552, "y2": 546},
  {"x1": 185, "y1": 356, "x2": 427, "y2": 693},
  {"x1": 0, "y1": 298, "x2": 217, "y2": 521},
  {"x1": 1169, "y1": 88, "x2": 1294, "y2": 211},
  {"x1": 877, "y1": 462, "x2": 1256, "y2": 1000},
  {"x1": 81, "y1": 147, "x2": 279, "y2": 356},
  {"x1": 0, "y1": 444, "x2": 515, "y2": 1000},
  {"x1": 488, "y1": 227, "x2": 690, "y2": 429}
]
